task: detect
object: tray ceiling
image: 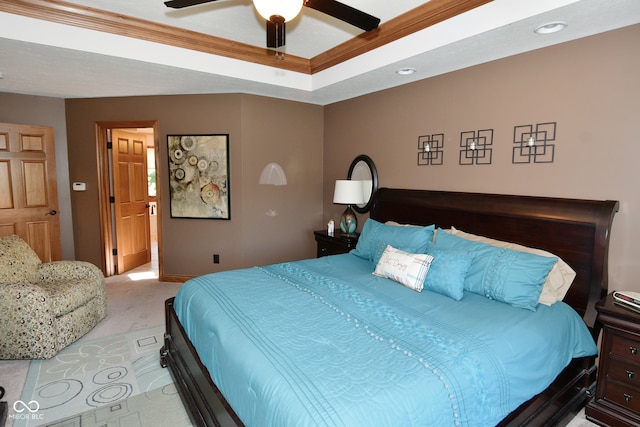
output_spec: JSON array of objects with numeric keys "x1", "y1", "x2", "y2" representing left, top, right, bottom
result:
[{"x1": 0, "y1": 0, "x2": 638, "y2": 105}]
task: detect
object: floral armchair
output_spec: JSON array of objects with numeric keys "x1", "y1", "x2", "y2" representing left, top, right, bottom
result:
[{"x1": 0, "y1": 235, "x2": 107, "y2": 359}]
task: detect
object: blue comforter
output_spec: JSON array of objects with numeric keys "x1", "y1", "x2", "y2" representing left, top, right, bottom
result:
[{"x1": 174, "y1": 254, "x2": 596, "y2": 426}]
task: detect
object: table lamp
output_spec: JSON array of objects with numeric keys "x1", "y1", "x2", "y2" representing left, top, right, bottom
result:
[{"x1": 333, "y1": 180, "x2": 365, "y2": 235}]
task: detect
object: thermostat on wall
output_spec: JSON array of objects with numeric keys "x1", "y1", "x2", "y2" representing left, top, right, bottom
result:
[{"x1": 72, "y1": 182, "x2": 86, "y2": 191}]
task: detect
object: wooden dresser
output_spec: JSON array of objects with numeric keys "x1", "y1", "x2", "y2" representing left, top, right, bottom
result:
[{"x1": 586, "y1": 293, "x2": 640, "y2": 426}]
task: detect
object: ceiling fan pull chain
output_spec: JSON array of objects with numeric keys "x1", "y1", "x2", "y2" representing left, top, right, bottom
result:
[
  {"x1": 276, "y1": 20, "x2": 281, "y2": 60},
  {"x1": 273, "y1": 19, "x2": 284, "y2": 60}
]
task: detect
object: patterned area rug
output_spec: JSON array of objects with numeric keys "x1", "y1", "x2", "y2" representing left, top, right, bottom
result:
[{"x1": 15, "y1": 325, "x2": 192, "y2": 427}]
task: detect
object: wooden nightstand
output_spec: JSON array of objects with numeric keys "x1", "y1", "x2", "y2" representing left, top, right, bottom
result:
[
  {"x1": 586, "y1": 293, "x2": 640, "y2": 426},
  {"x1": 313, "y1": 230, "x2": 358, "y2": 257}
]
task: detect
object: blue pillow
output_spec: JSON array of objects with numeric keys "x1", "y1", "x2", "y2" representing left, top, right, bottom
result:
[
  {"x1": 351, "y1": 219, "x2": 435, "y2": 266},
  {"x1": 434, "y1": 230, "x2": 498, "y2": 293},
  {"x1": 423, "y1": 243, "x2": 473, "y2": 301},
  {"x1": 434, "y1": 230, "x2": 556, "y2": 310},
  {"x1": 483, "y1": 247, "x2": 557, "y2": 310}
]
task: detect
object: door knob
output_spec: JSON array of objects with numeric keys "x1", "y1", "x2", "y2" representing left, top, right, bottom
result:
[{"x1": 46, "y1": 210, "x2": 58, "y2": 216}]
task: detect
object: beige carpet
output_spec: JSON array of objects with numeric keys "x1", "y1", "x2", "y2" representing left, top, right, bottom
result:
[
  {"x1": 0, "y1": 261, "x2": 598, "y2": 427},
  {"x1": 564, "y1": 409, "x2": 599, "y2": 427}
]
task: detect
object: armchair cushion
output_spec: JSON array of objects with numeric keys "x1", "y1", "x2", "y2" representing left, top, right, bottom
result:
[
  {"x1": 0, "y1": 234, "x2": 41, "y2": 284},
  {"x1": 38, "y1": 261, "x2": 105, "y2": 316}
]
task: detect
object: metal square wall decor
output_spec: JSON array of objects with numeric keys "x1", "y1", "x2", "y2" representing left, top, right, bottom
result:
[
  {"x1": 459, "y1": 129, "x2": 493, "y2": 165},
  {"x1": 417, "y1": 133, "x2": 444, "y2": 166},
  {"x1": 512, "y1": 122, "x2": 556, "y2": 164}
]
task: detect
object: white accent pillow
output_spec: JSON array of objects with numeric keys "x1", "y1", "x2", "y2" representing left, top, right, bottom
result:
[
  {"x1": 449, "y1": 227, "x2": 576, "y2": 305},
  {"x1": 373, "y1": 245, "x2": 434, "y2": 292}
]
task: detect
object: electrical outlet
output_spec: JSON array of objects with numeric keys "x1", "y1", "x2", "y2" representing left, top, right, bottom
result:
[{"x1": 213, "y1": 254, "x2": 220, "y2": 264}]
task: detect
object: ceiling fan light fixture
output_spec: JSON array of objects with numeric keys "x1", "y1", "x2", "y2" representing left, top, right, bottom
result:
[{"x1": 253, "y1": 0, "x2": 304, "y2": 22}]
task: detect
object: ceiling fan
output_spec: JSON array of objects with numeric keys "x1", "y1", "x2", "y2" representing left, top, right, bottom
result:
[{"x1": 164, "y1": 0, "x2": 381, "y2": 49}]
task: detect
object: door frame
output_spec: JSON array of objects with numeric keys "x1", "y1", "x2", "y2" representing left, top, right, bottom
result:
[{"x1": 96, "y1": 120, "x2": 162, "y2": 277}]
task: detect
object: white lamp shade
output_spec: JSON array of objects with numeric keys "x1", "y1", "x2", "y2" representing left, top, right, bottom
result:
[
  {"x1": 360, "y1": 179, "x2": 372, "y2": 202},
  {"x1": 259, "y1": 162, "x2": 287, "y2": 186},
  {"x1": 333, "y1": 180, "x2": 365, "y2": 204},
  {"x1": 253, "y1": 0, "x2": 303, "y2": 22}
]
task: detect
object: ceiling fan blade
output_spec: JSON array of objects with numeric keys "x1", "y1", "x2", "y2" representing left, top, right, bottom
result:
[
  {"x1": 304, "y1": 0, "x2": 380, "y2": 32},
  {"x1": 164, "y1": 0, "x2": 218, "y2": 9}
]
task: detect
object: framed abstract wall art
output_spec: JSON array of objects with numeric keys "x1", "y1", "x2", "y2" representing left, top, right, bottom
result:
[{"x1": 167, "y1": 134, "x2": 230, "y2": 219}]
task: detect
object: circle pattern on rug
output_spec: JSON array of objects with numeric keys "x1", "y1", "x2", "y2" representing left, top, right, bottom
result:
[
  {"x1": 93, "y1": 366, "x2": 128, "y2": 384},
  {"x1": 35, "y1": 379, "x2": 83, "y2": 409},
  {"x1": 87, "y1": 383, "x2": 133, "y2": 407}
]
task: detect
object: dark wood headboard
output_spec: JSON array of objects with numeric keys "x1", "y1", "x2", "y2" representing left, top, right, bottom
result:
[{"x1": 369, "y1": 188, "x2": 619, "y2": 331}]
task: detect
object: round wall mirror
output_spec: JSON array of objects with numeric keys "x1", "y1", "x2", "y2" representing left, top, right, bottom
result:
[{"x1": 347, "y1": 154, "x2": 378, "y2": 214}]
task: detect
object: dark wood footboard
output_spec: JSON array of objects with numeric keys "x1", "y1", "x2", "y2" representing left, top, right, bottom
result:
[
  {"x1": 161, "y1": 297, "x2": 244, "y2": 427},
  {"x1": 497, "y1": 356, "x2": 596, "y2": 426}
]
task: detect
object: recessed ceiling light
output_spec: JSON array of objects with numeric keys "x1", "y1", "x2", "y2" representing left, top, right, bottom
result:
[
  {"x1": 396, "y1": 68, "x2": 416, "y2": 75},
  {"x1": 534, "y1": 21, "x2": 567, "y2": 35}
]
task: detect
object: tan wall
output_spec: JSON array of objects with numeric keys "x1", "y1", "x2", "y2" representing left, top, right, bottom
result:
[
  {"x1": 65, "y1": 93, "x2": 323, "y2": 278},
  {"x1": 240, "y1": 95, "x2": 324, "y2": 266},
  {"x1": 324, "y1": 25, "x2": 640, "y2": 292},
  {"x1": 4, "y1": 24, "x2": 637, "y2": 289}
]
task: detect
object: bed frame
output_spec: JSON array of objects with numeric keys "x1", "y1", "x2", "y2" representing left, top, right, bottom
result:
[{"x1": 161, "y1": 188, "x2": 619, "y2": 426}]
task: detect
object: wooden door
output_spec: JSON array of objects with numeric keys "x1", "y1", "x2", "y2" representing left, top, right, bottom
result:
[
  {"x1": 0, "y1": 122, "x2": 61, "y2": 262},
  {"x1": 112, "y1": 129, "x2": 151, "y2": 273}
]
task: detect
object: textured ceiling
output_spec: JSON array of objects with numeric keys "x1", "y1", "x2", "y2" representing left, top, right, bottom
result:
[{"x1": 0, "y1": 0, "x2": 638, "y2": 105}]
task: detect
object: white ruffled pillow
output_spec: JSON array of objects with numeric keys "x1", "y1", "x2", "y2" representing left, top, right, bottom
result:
[{"x1": 373, "y1": 245, "x2": 434, "y2": 292}]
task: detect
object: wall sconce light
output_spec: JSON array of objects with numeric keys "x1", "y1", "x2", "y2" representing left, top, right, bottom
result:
[
  {"x1": 417, "y1": 133, "x2": 444, "y2": 166},
  {"x1": 459, "y1": 129, "x2": 493, "y2": 165},
  {"x1": 259, "y1": 162, "x2": 287, "y2": 186},
  {"x1": 333, "y1": 180, "x2": 365, "y2": 235},
  {"x1": 512, "y1": 122, "x2": 556, "y2": 164}
]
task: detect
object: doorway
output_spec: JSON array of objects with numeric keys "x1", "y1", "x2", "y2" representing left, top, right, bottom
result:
[{"x1": 96, "y1": 121, "x2": 162, "y2": 278}]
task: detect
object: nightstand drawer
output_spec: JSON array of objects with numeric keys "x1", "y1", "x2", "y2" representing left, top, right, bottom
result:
[
  {"x1": 609, "y1": 357, "x2": 640, "y2": 386},
  {"x1": 603, "y1": 379, "x2": 640, "y2": 412},
  {"x1": 317, "y1": 240, "x2": 349, "y2": 257},
  {"x1": 610, "y1": 333, "x2": 640, "y2": 362},
  {"x1": 314, "y1": 230, "x2": 358, "y2": 258},
  {"x1": 587, "y1": 294, "x2": 640, "y2": 426}
]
